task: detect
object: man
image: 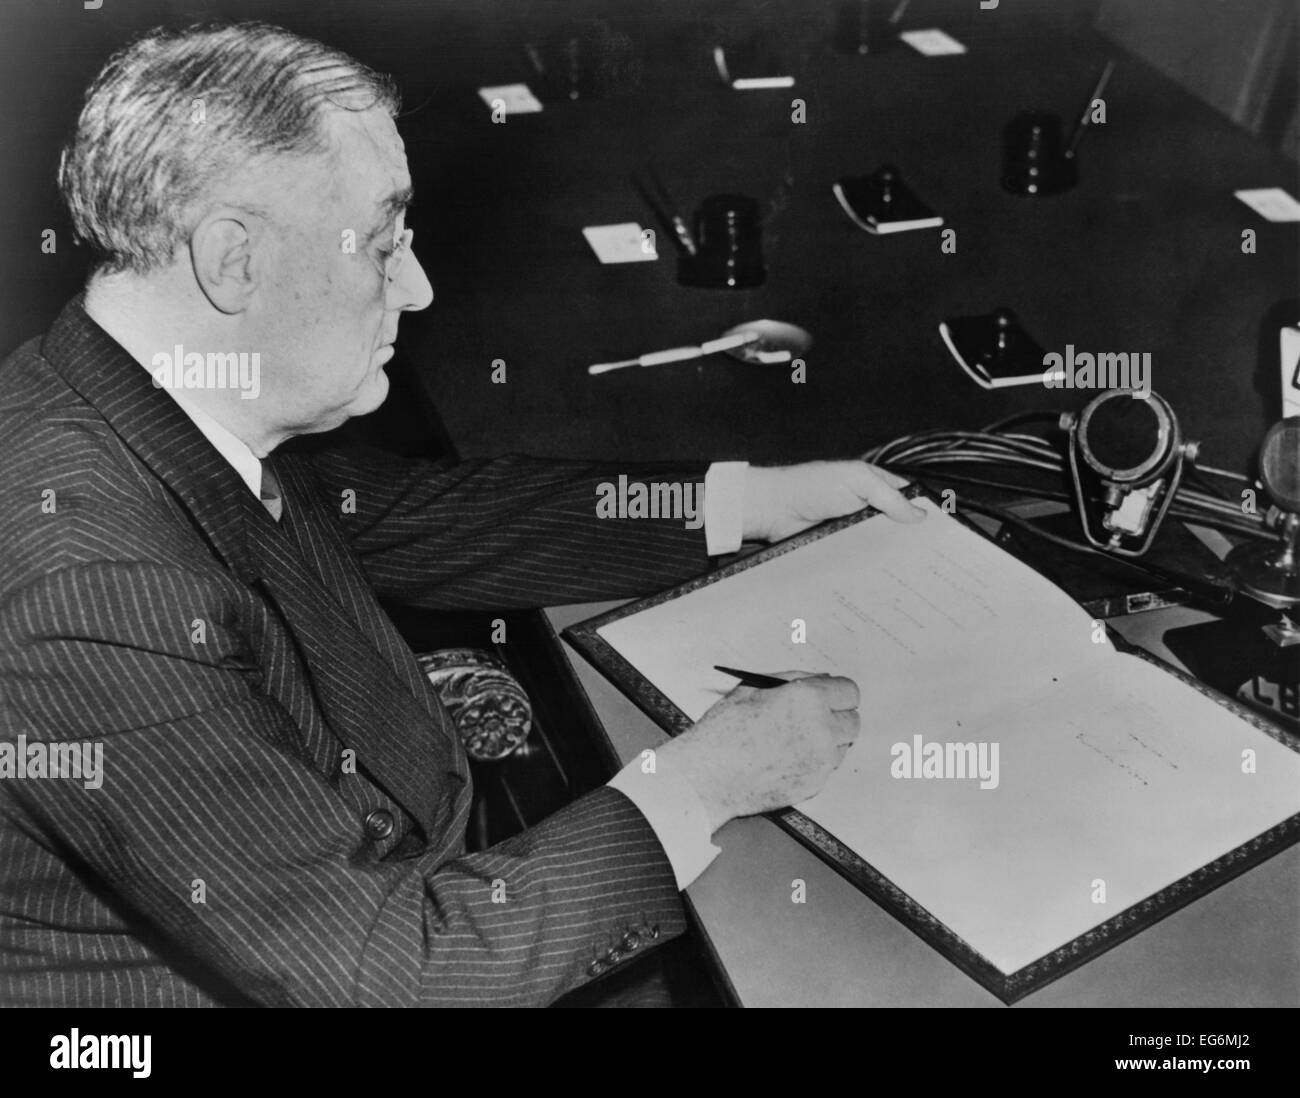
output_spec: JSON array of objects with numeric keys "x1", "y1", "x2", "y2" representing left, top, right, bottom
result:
[{"x1": 0, "y1": 22, "x2": 923, "y2": 1007}]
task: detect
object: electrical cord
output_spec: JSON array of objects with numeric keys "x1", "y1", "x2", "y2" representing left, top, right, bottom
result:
[
  {"x1": 953, "y1": 496, "x2": 1236, "y2": 612},
  {"x1": 861, "y1": 417, "x2": 1274, "y2": 553}
]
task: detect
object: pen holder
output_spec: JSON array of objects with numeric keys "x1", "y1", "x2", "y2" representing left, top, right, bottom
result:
[
  {"x1": 531, "y1": 23, "x2": 602, "y2": 101},
  {"x1": 677, "y1": 194, "x2": 766, "y2": 289},
  {"x1": 834, "y1": 0, "x2": 896, "y2": 55},
  {"x1": 1001, "y1": 112, "x2": 1078, "y2": 197}
]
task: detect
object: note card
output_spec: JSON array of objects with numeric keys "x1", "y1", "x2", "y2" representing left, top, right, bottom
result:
[
  {"x1": 899, "y1": 29, "x2": 967, "y2": 56},
  {"x1": 582, "y1": 223, "x2": 658, "y2": 264},
  {"x1": 477, "y1": 84, "x2": 543, "y2": 115},
  {"x1": 1234, "y1": 187, "x2": 1300, "y2": 222},
  {"x1": 733, "y1": 76, "x2": 796, "y2": 90}
]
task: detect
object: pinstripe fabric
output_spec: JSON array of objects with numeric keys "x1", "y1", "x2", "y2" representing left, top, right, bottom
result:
[{"x1": 0, "y1": 299, "x2": 711, "y2": 1007}]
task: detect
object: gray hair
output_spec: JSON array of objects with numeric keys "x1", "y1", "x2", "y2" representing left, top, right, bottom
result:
[{"x1": 58, "y1": 22, "x2": 399, "y2": 275}]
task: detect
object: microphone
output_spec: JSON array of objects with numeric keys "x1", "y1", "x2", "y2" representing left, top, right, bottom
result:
[
  {"x1": 1059, "y1": 389, "x2": 1198, "y2": 557},
  {"x1": 1229, "y1": 416, "x2": 1300, "y2": 615}
]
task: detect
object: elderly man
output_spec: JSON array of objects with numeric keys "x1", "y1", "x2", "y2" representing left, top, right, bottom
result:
[{"x1": 0, "y1": 22, "x2": 922, "y2": 1007}]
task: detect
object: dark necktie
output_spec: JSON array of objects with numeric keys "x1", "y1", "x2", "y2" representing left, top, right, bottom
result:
[{"x1": 259, "y1": 458, "x2": 283, "y2": 522}]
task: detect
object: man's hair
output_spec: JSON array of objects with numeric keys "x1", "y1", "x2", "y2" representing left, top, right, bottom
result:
[{"x1": 58, "y1": 22, "x2": 399, "y2": 275}]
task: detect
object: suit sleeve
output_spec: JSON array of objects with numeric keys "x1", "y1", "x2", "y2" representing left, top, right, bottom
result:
[
  {"x1": 0, "y1": 564, "x2": 686, "y2": 1007},
  {"x1": 295, "y1": 448, "x2": 711, "y2": 609}
]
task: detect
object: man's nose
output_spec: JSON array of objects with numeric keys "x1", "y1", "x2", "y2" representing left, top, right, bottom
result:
[{"x1": 391, "y1": 239, "x2": 434, "y2": 312}]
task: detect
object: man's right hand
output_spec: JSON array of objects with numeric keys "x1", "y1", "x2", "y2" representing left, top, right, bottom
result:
[{"x1": 659, "y1": 673, "x2": 861, "y2": 835}]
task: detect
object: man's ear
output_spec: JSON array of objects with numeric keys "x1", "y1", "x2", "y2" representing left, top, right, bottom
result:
[{"x1": 190, "y1": 210, "x2": 256, "y2": 314}]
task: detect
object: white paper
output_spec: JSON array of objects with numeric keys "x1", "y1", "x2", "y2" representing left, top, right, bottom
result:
[
  {"x1": 733, "y1": 76, "x2": 796, "y2": 90},
  {"x1": 582, "y1": 223, "x2": 658, "y2": 264},
  {"x1": 601, "y1": 499, "x2": 1106, "y2": 733},
  {"x1": 597, "y1": 500, "x2": 1300, "y2": 975},
  {"x1": 1235, "y1": 187, "x2": 1300, "y2": 222},
  {"x1": 478, "y1": 83, "x2": 543, "y2": 115},
  {"x1": 804, "y1": 654, "x2": 1300, "y2": 974},
  {"x1": 899, "y1": 28, "x2": 968, "y2": 56}
]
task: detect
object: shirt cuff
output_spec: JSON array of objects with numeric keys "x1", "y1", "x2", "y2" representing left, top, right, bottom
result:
[
  {"x1": 703, "y1": 461, "x2": 749, "y2": 557},
  {"x1": 608, "y1": 756, "x2": 722, "y2": 891}
]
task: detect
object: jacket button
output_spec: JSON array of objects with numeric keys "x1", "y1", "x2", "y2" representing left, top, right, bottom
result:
[
  {"x1": 648, "y1": 924, "x2": 660, "y2": 940},
  {"x1": 588, "y1": 959, "x2": 606, "y2": 977},
  {"x1": 363, "y1": 809, "x2": 395, "y2": 840},
  {"x1": 621, "y1": 931, "x2": 641, "y2": 951}
]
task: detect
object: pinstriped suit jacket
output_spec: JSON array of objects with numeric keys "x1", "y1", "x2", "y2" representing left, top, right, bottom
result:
[{"x1": 0, "y1": 298, "x2": 711, "y2": 1007}]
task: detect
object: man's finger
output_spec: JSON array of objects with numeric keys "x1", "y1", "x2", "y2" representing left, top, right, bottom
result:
[
  {"x1": 832, "y1": 707, "x2": 860, "y2": 746},
  {"x1": 787, "y1": 673, "x2": 860, "y2": 711},
  {"x1": 864, "y1": 462, "x2": 910, "y2": 491},
  {"x1": 852, "y1": 462, "x2": 925, "y2": 523}
]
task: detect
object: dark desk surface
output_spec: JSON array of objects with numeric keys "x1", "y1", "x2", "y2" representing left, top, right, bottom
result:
[
  {"x1": 394, "y1": 0, "x2": 1299, "y2": 477},
  {"x1": 4, "y1": 1, "x2": 1295, "y2": 474}
]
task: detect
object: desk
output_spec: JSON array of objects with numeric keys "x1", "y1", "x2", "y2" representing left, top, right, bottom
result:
[
  {"x1": 402, "y1": 0, "x2": 1299, "y2": 476},
  {"x1": 545, "y1": 599, "x2": 1300, "y2": 1007},
  {"x1": 4, "y1": 1, "x2": 1294, "y2": 468},
  {"x1": 421, "y1": 6, "x2": 1300, "y2": 1002}
]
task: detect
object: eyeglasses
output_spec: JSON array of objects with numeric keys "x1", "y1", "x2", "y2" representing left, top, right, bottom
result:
[{"x1": 383, "y1": 228, "x2": 414, "y2": 285}]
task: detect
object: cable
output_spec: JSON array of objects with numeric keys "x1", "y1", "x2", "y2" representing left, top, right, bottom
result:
[
  {"x1": 954, "y1": 497, "x2": 1236, "y2": 611},
  {"x1": 881, "y1": 466, "x2": 1272, "y2": 541},
  {"x1": 861, "y1": 418, "x2": 1274, "y2": 554}
]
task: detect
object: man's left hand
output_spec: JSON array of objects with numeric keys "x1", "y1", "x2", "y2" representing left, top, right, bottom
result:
[{"x1": 742, "y1": 461, "x2": 926, "y2": 543}]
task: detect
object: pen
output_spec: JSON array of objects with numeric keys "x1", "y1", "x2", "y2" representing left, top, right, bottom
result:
[
  {"x1": 645, "y1": 164, "x2": 698, "y2": 256},
  {"x1": 714, "y1": 665, "x2": 789, "y2": 689},
  {"x1": 1065, "y1": 59, "x2": 1115, "y2": 158}
]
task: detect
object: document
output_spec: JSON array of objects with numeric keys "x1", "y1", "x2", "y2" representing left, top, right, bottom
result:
[{"x1": 594, "y1": 498, "x2": 1300, "y2": 978}]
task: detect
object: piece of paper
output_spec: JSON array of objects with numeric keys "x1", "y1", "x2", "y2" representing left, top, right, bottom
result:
[
  {"x1": 899, "y1": 28, "x2": 967, "y2": 56},
  {"x1": 733, "y1": 76, "x2": 796, "y2": 90},
  {"x1": 581, "y1": 223, "x2": 658, "y2": 264},
  {"x1": 805, "y1": 653, "x2": 1300, "y2": 975},
  {"x1": 477, "y1": 83, "x2": 543, "y2": 115},
  {"x1": 595, "y1": 500, "x2": 1300, "y2": 976},
  {"x1": 599, "y1": 498, "x2": 1106, "y2": 733},
  {"x1": 1234, "y1": 187, "x2": 1300, "y2": 222}
]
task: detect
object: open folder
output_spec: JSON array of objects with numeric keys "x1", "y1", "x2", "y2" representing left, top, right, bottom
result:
[{"x1": 565, "y1": 486, "x2": 1300, "y2": 1002}]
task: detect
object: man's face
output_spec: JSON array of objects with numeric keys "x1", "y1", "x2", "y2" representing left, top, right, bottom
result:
[{"x1": 245, "y1": 106, "x2": 433, "y2": 435}]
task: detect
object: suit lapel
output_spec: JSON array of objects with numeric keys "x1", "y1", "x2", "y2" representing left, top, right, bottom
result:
[
  {"x1": 275, "y1": 458, "x2": 453, "y2": 731},
  {"x1": 249, "y1": 465, "x2": 461, "y2": 839},
  {"x1": 43, "y1": 299, "x2": 258, "y2": 586},
  {"x1": 42, "y1": 298, "x2": 458, "y2": 839}
]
